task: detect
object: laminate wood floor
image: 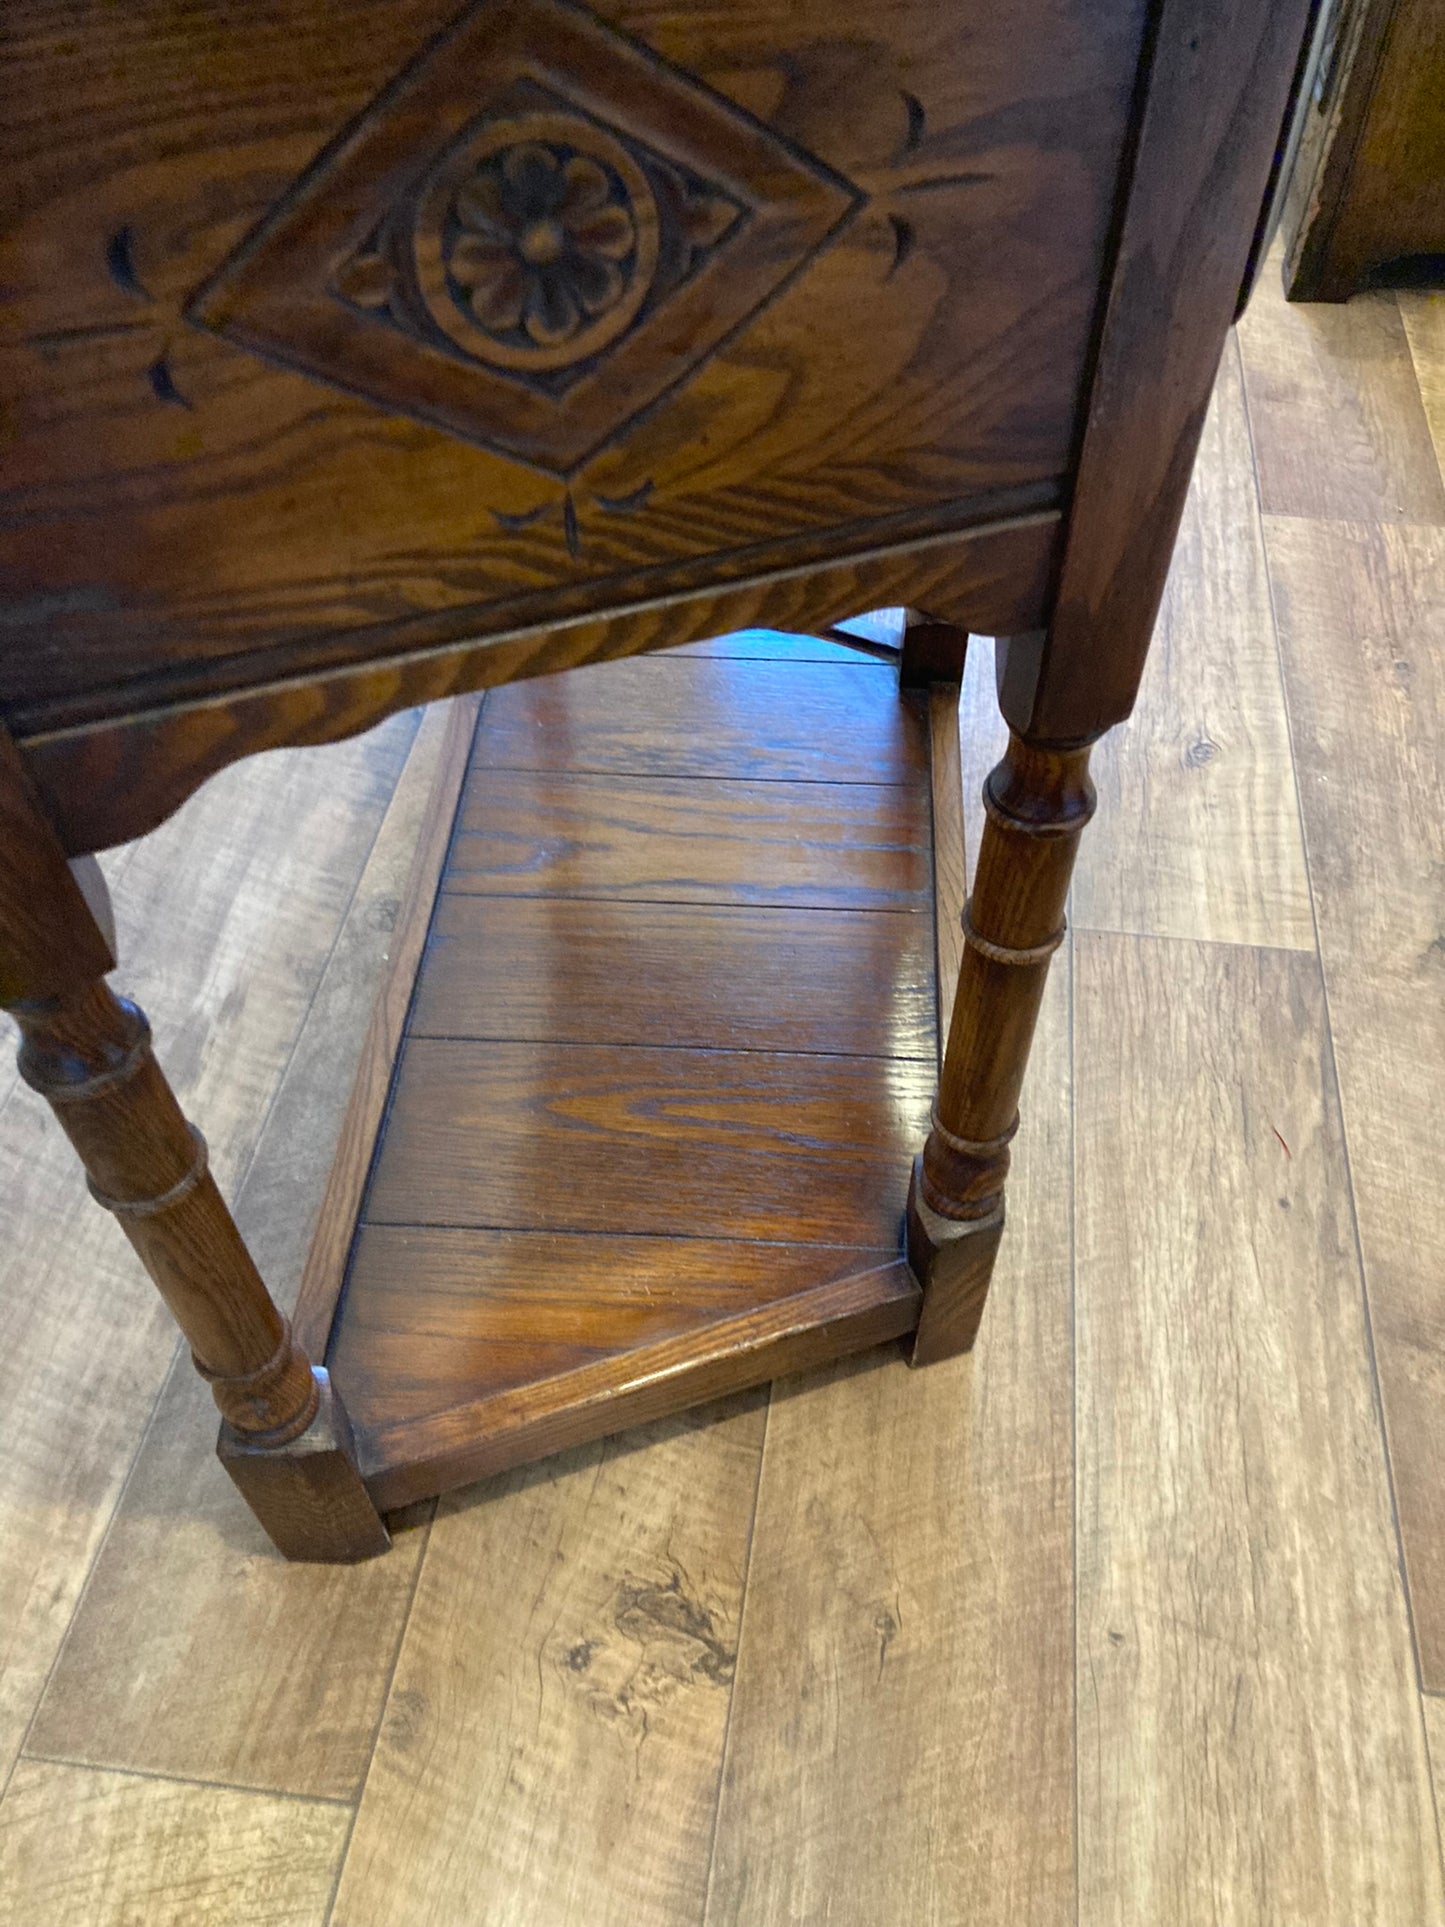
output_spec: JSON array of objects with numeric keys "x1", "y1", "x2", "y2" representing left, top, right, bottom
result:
[{"x1": 3, "y1": 258, "x2": 1445, "y2": 1924}]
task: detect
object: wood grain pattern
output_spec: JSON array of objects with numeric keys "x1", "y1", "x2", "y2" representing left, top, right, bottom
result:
[
  {"x1": 332, "y1": 1230, "x2": 905, "y2": 1425},
  {"x1": 294, "y1": 646, "x2": 936, "y2": 1517},
  {"x1": 1074, "y1": 932, "x2": 1441, "y2": 1922},
  {"x1": 19, "y1": 509, "x2": 1056, "y2": 860},
  {"x1": 476, "y1": 653, "x2": 925, "y2": 785},
  {"x1": 2, "y1": 740, "x2": 383, "y2": 1555},
  {"x1": 707, "y1": 947, "x2": 1074, "y2": 1927},
  {"x1": 359, "y1": 1264, "x2": 919, "y2": 1512},
  {"x1": 1400, "y1": 292, "x2": 1445, "y2": 485},
  {"x1": 292, "y1": 694, "x2": 481, "y2": 1361},
  {"x1": 910, "y1": 730, "x2": 1092, "y2": 1359},
  {"x1": 447, "y1": 766, "x2": 930, "y2": 909},
  {"x1": 24, "y1": 710, "x2": 451, "y2": 1798},
  {"x1": 411, "y1": 895, "x2": 934, "y2": 1057},
  {"x1": 928, "y1": 682, "x2": 968, "y2": 1030},
  {"x1": 1423, "y1": 1696, "x2": 1445, "y2": 1840},
  {"x1": 0, "y1": 1760, "x2": 349, "y2": 1927},
  {"x1": 1071, "y1": 339, "x2": 1313, "y2": 948},
  {"x1": 1009, "y1": 0, "x2": 1315, "y2": 741},
  {"x1": 1281, "y1": 0, "x2": 1445, "y2": 301},
  {"x1": 1265, "y1": 514, "x2": 1445, "y2": 1690},
  {"x1": 0, "y1": 728, "x2": 115, "y2": 1002},
  {"x1": 0, "y1": 712, "x2": 415, "y2": 1785},
  {"x1": 0, "y1": 0, "x2": 1140, "y2": 720},
  {"x1": 332, "y1": 1396, "x2": 768, "y2": 1927},
  {"x1": 1238, "y1": 250, "x2": 1445, "y2": 526},
  {"x1": 364, "y1": 1039, "x2": 932, "y2": 1244}
]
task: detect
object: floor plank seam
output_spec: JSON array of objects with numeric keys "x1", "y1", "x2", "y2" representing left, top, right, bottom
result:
[
  {"x1": 13, "y1": 1753, "x2": 358, "y2": 1809},
  {"x1": 698, "y1": 1382, "x2": 774, "y2": 1927},
  {"x1": 321, "y1": 1497, "x2": 439, "y2": 1927},
  {"x1": 1244, "y1": 351, "x2": 1445, "y2": 1890},
  {"x1": 352, "y1": 1217, "x2": 907, "y2": 1251},
  {"x1": 1247, "y1": 452, "x2": 1438, "y2": 1708},
  {"x1": 0, "y1": 709, "x2": 416, "y2": 1817},
  {"x1": 1067, "y1": 917, "x2": 1316, "y2": 955},
  {"x1": 0, "y1": 761, "x2": 398, "y2": 1811},
  {"x1": 435, "y1": 894, "x2": 934, "y2": 917},
  {"x1": 395, "y1": 1033, "x2": 937, "y2": 1064}
]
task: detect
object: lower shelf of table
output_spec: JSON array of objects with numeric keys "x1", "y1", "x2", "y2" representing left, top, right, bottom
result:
[
  {"x1": 341, "y1": 1244, "x2": 921, "y2": 1512},
  {"x1": 292, "y1": 633, "x2": 948, "y2": 1517}
]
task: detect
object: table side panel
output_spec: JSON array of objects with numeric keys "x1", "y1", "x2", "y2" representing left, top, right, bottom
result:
[{"x1": 0, "y1": 0, "x2": 1147, "y2": 726}]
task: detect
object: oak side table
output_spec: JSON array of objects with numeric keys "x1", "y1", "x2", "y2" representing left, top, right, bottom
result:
[{"x1": 0, "y1": 0, "x2": 1312, "y2": 1559}]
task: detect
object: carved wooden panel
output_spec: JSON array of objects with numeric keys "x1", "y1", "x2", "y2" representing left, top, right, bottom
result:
[
  {"x1": 0, "y1": 0, "x2": 1149, "y2": 731},
  {"x1": 190, "y1": 0, "x2": 859, "y2": 475}
]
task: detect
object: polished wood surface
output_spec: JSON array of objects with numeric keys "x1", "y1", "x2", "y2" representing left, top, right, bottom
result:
[
  {"x1": 412, "y1": 896, "x2": 935, "y2": 1055},
  {"x1": 4, "y1": 287, "x2": 1443, "y2": 1910},
  {"x1": 369, "y1": 1039, "x2": 930, "y2": 1240},
  {"x1": 0, "y1": 0, "x2": 1320, "y2": 1564},
  {"x1": 298, "y1": 647, "x2": 932, "y2": 1510},
  {"x1": 2, "y1": 0, "x2": 1144, "y2": 858},
  {"x1": 1282, "y1": 0, "x2": 1445, "y2": 302},
  {"x1": 908, "y1": 731, "x2": 1093, "y2": 1360},
  {"x1": 476, "y1": 652, "x2": 928, "y2": 783},
  {"x1": 22, "y1": 510, "x2": 1055, "y2": 860},
  {"x1": 24, "y1": 711, "x2": 449, "y2": 1801},
  {"x1": 449, "y1": 764, "x2": 930, "y2": 908},
  {"x1": 0, "y1": 708, "x2": 423, "y2": 1791},
  {"x1": 1009, "y1": 0, "x2": 1315, "y2": 743},
  {"x1": 291, "y1": 693, "x2": 483, "y2": 1364}
]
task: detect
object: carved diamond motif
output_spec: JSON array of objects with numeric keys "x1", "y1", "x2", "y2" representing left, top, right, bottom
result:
[{"x1": 187, "y1": 0, "x2": 863, "y2": 475}]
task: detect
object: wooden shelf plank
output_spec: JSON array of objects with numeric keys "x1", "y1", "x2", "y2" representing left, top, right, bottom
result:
[
  {"x1": 297, "y1": 646, "x2": 949, "y2": 1519},
  {"x1": 477, "y1": 653, "x2": 926, "y2": 784},
  {"x1": 447, "y1": 766, "x2": 931, "y2": 909},
  {"x1": 412, "y1": 896, "x2": 935, "y2": 1057}
]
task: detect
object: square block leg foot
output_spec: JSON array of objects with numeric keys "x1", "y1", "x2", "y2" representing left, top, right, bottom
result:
[
  {"x1": 218, "y1": 1367, "x2": 390, "y2": 1562},
  {"x1": 899, "y1": 616, "x2": 969, "y2": 690},
  {"x1": 906, "y1": 1156, "x2": 1005, "y2": 1365}
]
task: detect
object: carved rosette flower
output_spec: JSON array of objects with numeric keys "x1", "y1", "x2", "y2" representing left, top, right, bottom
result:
[{"x1": 445, "y1": 143, "x2": 637, "y2": 351}]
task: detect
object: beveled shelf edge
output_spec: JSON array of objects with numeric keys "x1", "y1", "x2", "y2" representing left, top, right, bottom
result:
[
  {"x1": 360, "y1": 1260, "x2": 921, "y2": 1513},
  {"x1": 291, "y1": 690, "x2": 485, "y2": 1362},
  {"x1": 284, "y1": 648, "x2": 971, "y2": 1523}
]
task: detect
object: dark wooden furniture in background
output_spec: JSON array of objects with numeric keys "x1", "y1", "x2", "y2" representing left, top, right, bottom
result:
[
  {"x1": 0, "y1": 0, "x2": 1313, "y2": 1559},
  {"x1": 1281, "y1": 0, "x2": 1445, "y2": 299}
]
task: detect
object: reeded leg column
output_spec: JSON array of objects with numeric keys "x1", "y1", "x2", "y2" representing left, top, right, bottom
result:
[
  {"x1": 0, "y1": 729, "x2": 387, "y2": 1560},
  {"x1": 908, "y1": 728, "x2": 1096, "y2": 1363}
]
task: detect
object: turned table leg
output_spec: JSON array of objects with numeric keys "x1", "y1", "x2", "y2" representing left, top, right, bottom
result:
[
  {"x1": 908, "y1": 727, "x2": 1096, "y2": 1363},
  {"x1": 0, "y1": 730, "x2": 387, "y2": 1560}
]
